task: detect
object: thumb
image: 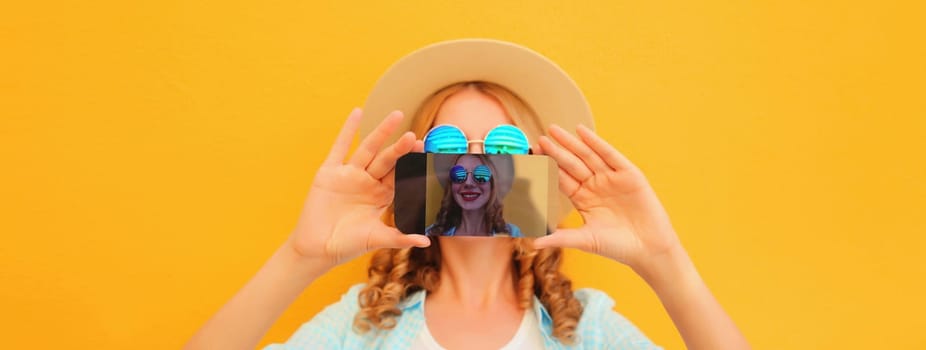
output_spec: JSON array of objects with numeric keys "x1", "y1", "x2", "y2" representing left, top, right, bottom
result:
[
  {"x1": 368, "y1": 226, "x2": 431, "y2": 251},
  {"x1": 532, "y1": 228, "x2": 591, "y2": 251}
]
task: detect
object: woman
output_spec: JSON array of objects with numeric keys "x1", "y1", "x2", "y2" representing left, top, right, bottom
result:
[
  {"x1": 186, "y1": 40, "x2": 749, "y2": 349},
  {"x1": 425, "y1": 153, "x2": 522, "y2": 238}
]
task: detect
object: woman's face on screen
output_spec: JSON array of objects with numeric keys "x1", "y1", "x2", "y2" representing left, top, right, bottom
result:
[{"x1": 451, "y1": 155, "x2": 492, "y2": 211}]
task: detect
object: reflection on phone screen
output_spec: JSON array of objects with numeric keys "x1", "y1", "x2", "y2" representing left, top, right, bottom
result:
[{"x1": 394, "y1": 153, "x2": 556, "y2": 238}]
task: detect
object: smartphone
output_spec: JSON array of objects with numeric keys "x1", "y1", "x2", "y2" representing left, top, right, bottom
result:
[{"x1": 394, "y1": 153, "x2": 558, "y2": 237}]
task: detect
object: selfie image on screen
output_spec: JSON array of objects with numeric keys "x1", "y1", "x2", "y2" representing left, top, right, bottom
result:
[
  {"x1": 425, "y1": 153, "x2": 516, "y2": 237},
  {"x1": 394, "y1": 153, "x2": 556, "y2": 238}
]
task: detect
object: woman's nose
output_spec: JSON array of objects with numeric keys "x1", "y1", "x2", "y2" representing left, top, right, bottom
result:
[{"x1": 468, "y1": 143, "x2": 484, "y2": 154}]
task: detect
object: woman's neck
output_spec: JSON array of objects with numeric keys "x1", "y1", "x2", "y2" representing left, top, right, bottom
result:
[
  {"x1": 431, "y1": 237, "x2": 517, "y2": 309},
  {"x1": 457, "y1": 209, "x2": 487, "y2": 235}
]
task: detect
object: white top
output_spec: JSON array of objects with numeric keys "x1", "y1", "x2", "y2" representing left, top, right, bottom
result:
[{"x1": 410, "y1": 304, "x2": 545, "y2": 350}]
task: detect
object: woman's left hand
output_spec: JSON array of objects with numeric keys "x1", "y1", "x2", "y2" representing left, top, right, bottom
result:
[
  {"x1": 535, "y1": 125, "x2": 752, "y2": 350},
  {"x1": 532, "y1": 124, "x2": 683, "y2": 270}
]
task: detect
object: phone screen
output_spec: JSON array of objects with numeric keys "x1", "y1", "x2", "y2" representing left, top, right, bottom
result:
[{"x1": 394, "y1": 153, "x2": 558, "y2": 237}]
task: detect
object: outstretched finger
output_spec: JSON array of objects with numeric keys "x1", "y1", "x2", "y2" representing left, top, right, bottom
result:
[
  {"x1": 367, "y1": 131, "x2": 416, "y2": 180},
  {"x1": 549, "y1": 124, "x2": 610, "y2": 172},
  {"x1": 538, "y1": 136, "x2": 593, "y2": 183},
  {"x1": 532, "y1": 227, "x2": 593, "y2": 252},
  {"x1": 323, "y1": 108, "x2": 364, "y2": 166},
  {"x1": 576, "y1": 125, "x2": 637, "y2": 171},
  {"x1": 380, "y1": 139, "x2": 425, "y2": 191},
  {"x1": 348, "y1": 111, "x2": 404, "y2": 169},
  {"x1": 558, "y1": 168, "x2": 581, "y2": 199},
  {"x1": 536, "y1": 142, "x2": 581, "y2": 197}
]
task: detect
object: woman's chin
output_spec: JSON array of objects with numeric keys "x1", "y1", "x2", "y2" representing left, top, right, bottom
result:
[{"x1": 458, "y1": 202, "x2": 489, "y2": 211}]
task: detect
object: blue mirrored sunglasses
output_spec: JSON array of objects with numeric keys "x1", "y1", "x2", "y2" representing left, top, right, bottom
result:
[
  {"x1": 450, "y1": 164, "x2": 492, "y2": 184},
  {"x1": 423, "y1": 124, "x2": 530, "y2": 154}
]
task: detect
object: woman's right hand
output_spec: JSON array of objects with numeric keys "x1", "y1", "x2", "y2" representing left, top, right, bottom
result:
[{"x1": 288, "y1": 108, "x2": 430, "y2": 269}]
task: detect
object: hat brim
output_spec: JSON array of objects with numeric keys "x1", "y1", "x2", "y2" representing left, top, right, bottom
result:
[
  {"x1": 362, "y1": 38, "x2": 594, "y2": 225},
  {"x1": 361, "y1": 38, "x2": 594, "y2": 142}
]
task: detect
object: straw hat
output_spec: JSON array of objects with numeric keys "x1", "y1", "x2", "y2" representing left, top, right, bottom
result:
[{"x1": 360, "y1": 38, "x2": 595, "y2": 223}]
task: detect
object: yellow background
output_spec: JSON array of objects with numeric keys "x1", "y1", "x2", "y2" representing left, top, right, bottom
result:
[{"x1": 1, "y1": 1, "x2": 923, "y2": 349}]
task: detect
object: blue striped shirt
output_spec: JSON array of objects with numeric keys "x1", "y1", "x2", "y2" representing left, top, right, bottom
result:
[{"x1": 264, "y1": 283, "x2": 661, "y2": 349}]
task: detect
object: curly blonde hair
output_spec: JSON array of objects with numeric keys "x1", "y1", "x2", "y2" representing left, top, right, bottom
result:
[{"x1": 353, "y1": 81, "x2": 584, "y2": 344}]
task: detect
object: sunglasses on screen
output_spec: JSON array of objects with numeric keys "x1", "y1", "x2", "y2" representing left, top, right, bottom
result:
[{"x1": 450, "y1": 164, "x2": 492, "y2": 184}]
